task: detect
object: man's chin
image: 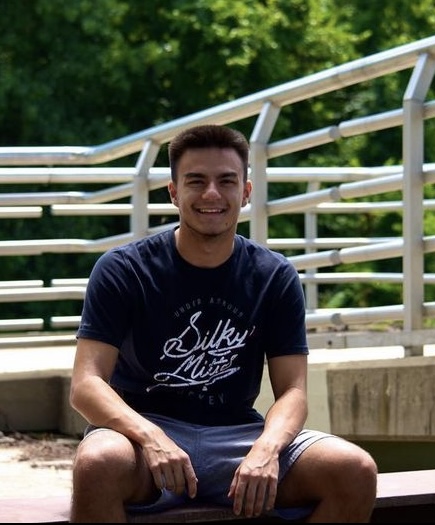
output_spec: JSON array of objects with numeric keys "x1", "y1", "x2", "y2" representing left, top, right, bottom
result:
[{"x1": 193, "y1": 227, "x2": 231, "y2": 239}]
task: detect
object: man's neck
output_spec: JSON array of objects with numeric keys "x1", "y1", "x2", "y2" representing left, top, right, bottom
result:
[{"x1": 174, "y1": 227, "x2": 235, "y2": 268}]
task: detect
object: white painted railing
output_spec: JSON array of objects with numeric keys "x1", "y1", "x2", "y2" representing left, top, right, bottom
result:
[{"x1": 1, "y1": 36, "x2": 435, "y2": 356}]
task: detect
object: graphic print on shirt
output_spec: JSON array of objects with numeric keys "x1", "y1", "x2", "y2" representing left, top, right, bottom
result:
[{"x1": 146, "y1": 296, "x2": 255, "y2": 392}]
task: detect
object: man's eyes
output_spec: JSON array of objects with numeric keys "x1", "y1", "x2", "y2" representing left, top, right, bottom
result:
[{"x1": 187, "y1": 178, "x2": 236, "y2": 186}]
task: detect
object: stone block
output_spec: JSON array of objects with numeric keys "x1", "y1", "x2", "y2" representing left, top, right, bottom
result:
[{"x1": 326, "y1": 356, "x2": 435, "y2": 440}]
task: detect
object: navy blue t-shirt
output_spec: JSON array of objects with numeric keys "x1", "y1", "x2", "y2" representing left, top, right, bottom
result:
[{"x1": 77, "y1": 228, "x2": 308, "y2": 426}]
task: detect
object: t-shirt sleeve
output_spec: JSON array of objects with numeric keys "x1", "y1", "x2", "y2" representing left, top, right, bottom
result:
[
  {"x1": 264, "y1": 261, "x2": 308, "y2": 358},
  {"x1": 76, "y1": 249, "x2": 133, "y2": 348}
]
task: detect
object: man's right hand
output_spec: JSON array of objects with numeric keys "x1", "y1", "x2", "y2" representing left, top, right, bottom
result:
[{"x1": 141, "y1": 425, "x2": 198, "y2": 498}]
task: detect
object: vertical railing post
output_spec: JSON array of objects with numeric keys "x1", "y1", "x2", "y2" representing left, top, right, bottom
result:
[
  {"x1": 304, "y1": 181, "x2": 320, "y2": 311},
  {"x1": 249, "y1": 102, "x2": 280, "y2": 245},
  {"x1": 131, "y1": 140, "x2": 160, "y2": 240},
  {"x1": 402, "y1": 53, "x2": 435, "y2": 356}
]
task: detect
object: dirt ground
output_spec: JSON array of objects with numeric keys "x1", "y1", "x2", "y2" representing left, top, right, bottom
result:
[
  {"x1": 0, "y1": 430, "x2": 78, "y2": 466},
  {"x1": 0, "y1": 431, "x2": 78, "y2": 498}
]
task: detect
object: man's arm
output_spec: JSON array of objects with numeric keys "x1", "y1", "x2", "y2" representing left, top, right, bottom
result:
[
  {"x1": 70, "y1": 337, "x2": 143, "y2": 432},
  {"x1": 228, "y1": 354, "x2": 308, "y2": 517},
  {"x1": 262, "y1": 353, "x2": 308, "y2": 447},
  {"x1": 70, "y1": 337, "x2": 198, "y2": 497}
]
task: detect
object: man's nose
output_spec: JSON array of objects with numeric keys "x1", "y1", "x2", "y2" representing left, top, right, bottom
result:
[{"x1": 202, "y1": 182, "x2": 220, "y2": 199}]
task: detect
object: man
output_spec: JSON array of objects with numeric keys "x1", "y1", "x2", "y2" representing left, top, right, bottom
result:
[{"x1": 69, "y1": 124, "x2": 377, "y2": 522}]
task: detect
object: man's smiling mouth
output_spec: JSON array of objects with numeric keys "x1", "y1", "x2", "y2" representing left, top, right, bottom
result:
[{"x1": 197, "y1": 208, "x2": 225, "y2": 213}]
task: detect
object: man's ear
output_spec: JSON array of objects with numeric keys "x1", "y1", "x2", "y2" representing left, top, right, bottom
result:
[
  {"x1": 242, "y1": 180, "x2": 252, "y2": 207},
  {"x1": 168, "y1": 182, "x2": 178, "y2": 206}
]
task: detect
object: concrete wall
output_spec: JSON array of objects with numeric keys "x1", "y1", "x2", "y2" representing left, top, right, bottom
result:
[
  {"x1": 325, "y1": 356, "x2": 435, "y2": 440},
  {"x1": 2, "y1": 356, "x2": 435, "y2": 442},
  {"x1": 255, "y1": 355, "x2": 435, "y2": 441},
  {"x1": 0, "y1": 372, "x2": 86, "y2": 437}
]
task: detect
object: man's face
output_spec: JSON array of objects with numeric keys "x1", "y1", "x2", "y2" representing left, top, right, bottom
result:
[{"x1": 168, "y1": 147, "x2": 251, "y2": 238}]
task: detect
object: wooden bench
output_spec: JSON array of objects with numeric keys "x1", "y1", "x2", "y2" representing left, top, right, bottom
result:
[{"x1": 1, "y1": 470, "x2": 435, "y2": 523}]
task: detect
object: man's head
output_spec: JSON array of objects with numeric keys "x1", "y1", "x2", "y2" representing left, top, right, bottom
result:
[
  {"x1": 167, "y1": 124, "x2": 252, "y2": 242},
  {"x1": 168, "y1": 124, "x2": 249, "y2": 183}
]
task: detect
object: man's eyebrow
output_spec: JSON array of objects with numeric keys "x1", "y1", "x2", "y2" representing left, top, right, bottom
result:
[
  {"x1": 183, "y1": 172, "x2": 204, "y2": 178},
  {"x1": 183, "y1": 171, "x2": 239, "y2": 178},
  {"x1": 215, "y1": 171, "x2": 239, "y2": 179}
]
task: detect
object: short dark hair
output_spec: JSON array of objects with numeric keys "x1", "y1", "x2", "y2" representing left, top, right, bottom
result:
[{"x1": 168, "y1": 124, "x2": 249, "y2": 182}]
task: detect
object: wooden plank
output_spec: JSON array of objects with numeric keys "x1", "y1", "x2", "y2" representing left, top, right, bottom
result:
[
  {"x1": 0, "y1": 495, "x2": 70, "y2": 523},
  {"x1": 0, "y1": 498, "x2": 257, "y2": 524},
  {"x1": 375, "y1": 469, "x2": 435, "y2": 507},
  {"x1": 1, "y1": 470, "x2": 435, "y2": 523}
]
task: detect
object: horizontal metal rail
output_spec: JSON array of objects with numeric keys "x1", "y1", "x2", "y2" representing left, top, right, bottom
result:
[
  {"x1": 1, "y1": 37, "x2": 435, "y2": 355},
  {"x1": 1, "y1": 36, "x2": 434, "y2": 166}
]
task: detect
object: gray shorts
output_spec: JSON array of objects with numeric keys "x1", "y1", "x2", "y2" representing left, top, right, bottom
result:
[{"x1": 84, "y1": 413, "x2": 334, "y2": 520}]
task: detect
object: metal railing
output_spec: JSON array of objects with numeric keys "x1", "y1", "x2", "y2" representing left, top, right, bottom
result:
[{"x1": 1, "y1": 36, "x2": 435, "y2": 356}]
